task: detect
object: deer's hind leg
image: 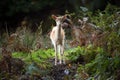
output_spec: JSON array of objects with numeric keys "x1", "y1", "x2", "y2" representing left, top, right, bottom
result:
[{"x1": 60, "y1": 44, "x2": 65, "y2": 64}]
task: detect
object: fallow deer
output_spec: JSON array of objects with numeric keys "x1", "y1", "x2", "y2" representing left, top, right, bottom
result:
[
  {"x1": 64, "y1": 17, "x2": 87, "y2": 46},
  {"x1": 65, "y1": 17, "x2": 96, "y2": 46},
  {"x1": 78, "y1": 17, "x2": 105, "y2": 46},
  {"x1": 50, "y1": 15, "x2": 66, "y2": 65}
]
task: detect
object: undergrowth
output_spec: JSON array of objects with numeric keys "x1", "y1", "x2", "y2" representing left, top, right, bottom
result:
[
  {"x1": 66, "y1": 45, "x2": 120, "y2": 80},
  {"x1": 12, "y1": 49, "x2": 54, "y2": 66}
]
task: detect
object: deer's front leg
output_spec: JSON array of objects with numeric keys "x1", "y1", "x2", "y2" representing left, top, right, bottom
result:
[{"x1": 54, "y1": 44, "x2": 58, "y2": 65}]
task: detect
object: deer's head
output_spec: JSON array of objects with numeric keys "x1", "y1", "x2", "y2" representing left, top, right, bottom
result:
[
  {"x1": 52, "y1": 15, "x2": 66, "y2": 26},
  {"x1": 52, "y1": 15, "x2": 72, "y2": 28}
]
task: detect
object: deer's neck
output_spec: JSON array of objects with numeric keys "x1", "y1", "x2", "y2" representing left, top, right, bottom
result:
[{"x1": 57, "y1": 24, "x2": 61, "y2": 38}]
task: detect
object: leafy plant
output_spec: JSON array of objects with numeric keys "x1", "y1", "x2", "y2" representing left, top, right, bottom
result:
[
  {"x1": 66, "y1": 45, "x2": 103, "y2": 64},
  {"x1": 12, "y1": 49, "x2": 54, "y2": 67}
]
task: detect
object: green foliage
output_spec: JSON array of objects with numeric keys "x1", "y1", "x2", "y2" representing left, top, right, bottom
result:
[
  {"x1": 66, "y1": 45, "x2": 103, "y2": 63},
  {"x1": 73, "y1": 47, "x2": 120, "y2": 80},
  {"x1": 66, "y1": 46, "x2": 85, "y2": 62},
  {"x1": 85, "y1": 52, "x2": 120, "y2": 80},
  {"x1": 12, "y1": 49, "x2": 54, "y2": 66}
]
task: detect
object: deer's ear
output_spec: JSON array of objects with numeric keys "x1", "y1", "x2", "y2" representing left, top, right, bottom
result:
[{"x1": 52, "y1": 15, "x2": 57, "y2": 20}]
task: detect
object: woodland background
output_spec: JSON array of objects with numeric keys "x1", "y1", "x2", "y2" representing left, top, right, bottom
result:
[{"x1": 0, "y1": 0, "x2": 120, "y2": 80}]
